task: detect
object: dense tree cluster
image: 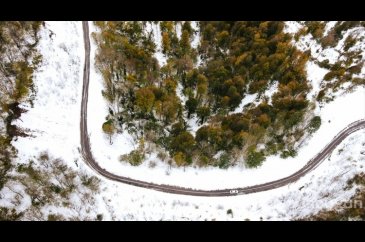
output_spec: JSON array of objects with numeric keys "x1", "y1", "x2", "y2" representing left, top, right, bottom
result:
[
  {"x1": 197, "y1": 21, "x2": 309, "y2": 111},
  {"x1": 94, "y1": 21, "x2": 184, "y2": 141},
  {"x1": 94, "y1": 21, "x2": 319, "y2": 168},
  {"x1": 192, "y1": 21, "x2": 310, "y2": 164}
]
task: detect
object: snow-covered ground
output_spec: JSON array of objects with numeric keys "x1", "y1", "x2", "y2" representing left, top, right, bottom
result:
[
  {"x1": 5, "y1": 21, "x2": 100, "y2": 219},
  {"x1": 146, "y1": 22, "x2": 167, "y2": 67},
  {"x1": 12, "y1": 21, "x2": 84, "y2": 167},
  {"x1": 5, "y1": 21, "x2": 365, "y2": 220},
  {"x1": 88, "y1": 23, "x2": 136, "y2": 163},
  {"x1": 101, "y1": 129, "x2": 365, "y2": 220},
  {"x1": 230, "y1": 93, "x2": 258, "y2": 114}
]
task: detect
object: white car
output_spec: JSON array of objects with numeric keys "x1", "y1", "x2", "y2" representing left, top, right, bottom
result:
[{"x1": 230, "y1": 189, "x2": 239, "y2": 194}]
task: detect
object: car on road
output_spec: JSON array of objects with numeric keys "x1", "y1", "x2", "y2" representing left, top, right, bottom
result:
[{"x1": 230, "y1": 189, "x2": 239, "y2": 194}]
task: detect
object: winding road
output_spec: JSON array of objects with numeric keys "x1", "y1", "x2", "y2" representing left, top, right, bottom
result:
[{"x1": 80, "y1": 21, "x2": 365, "y2": 197}]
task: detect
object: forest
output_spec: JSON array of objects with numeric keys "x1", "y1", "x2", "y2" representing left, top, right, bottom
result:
[{"x1": 93, "y1": 21, "x2": 364, "y2": 169}]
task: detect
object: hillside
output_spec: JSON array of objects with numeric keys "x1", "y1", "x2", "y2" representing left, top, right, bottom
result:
[{"x1": 0, "y1": 21, "x2": 364, "y2": 221}]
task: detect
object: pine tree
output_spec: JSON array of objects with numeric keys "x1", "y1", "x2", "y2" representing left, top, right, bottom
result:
[
  {"x1": 196, "y1": 106, "x2": 211, "y2": 125},
  {"x1": 246, "y1": 149, "x2": 265, "y2": 168},
  {"x1": 173, "y1": 152, "x2": 187, "y2": 167},
  {"x1": 135, "y1": 87, "x2": 155, "y2": 114},
  {"x1": 185, "y1": 98, "x2": 198, "y2": 118},
  {"x1": 102, "y1": 120, "x2": 115, "y2": 145},
  {"x1": 162, "y1": 32, "x2": 171, "y2": 55},
  {"x1": 170, "y1": 131, "x2": 195, "y2": 156}
]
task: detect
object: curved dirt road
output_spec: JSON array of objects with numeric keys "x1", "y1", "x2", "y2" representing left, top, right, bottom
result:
[{"x1": 80, "y1": 21, "x2": 365, "y2": 196}]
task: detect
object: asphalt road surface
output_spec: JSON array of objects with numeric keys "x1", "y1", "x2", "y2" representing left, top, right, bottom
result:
[{"x1": 80, "y1": 21, "x2": 365, "y2": 197}]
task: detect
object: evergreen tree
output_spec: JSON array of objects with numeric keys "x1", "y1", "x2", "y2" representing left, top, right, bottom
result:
[
  {"x1": 135, "y1": 88, "x2": 155, "y2": 114},
  {"x1": 102, "y1": 120, "x2": 115, "y2": 144},
  {"x1": 246, "y1": 149, "x2": 265, "y2": 168},
  {"x1": 196, "y1": 106, "x2": 211, "y2": 125},
  {"x1": 185, "y1": 98, "x2": 198, "y2": 118}
]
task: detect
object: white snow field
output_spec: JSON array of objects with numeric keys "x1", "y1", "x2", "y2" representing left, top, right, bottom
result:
[
  {"x1": 6, "y1": 21, "x2": 365, "y2": 220},
  {"x1": 12, "y1": 21, "x2": 84, "y2": 168}
]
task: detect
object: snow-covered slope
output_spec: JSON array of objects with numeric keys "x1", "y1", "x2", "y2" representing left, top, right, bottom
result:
[
  {"x1": 12, "y1": 21, "x2": 84, "y2": 167},
  {"x1": 3, "y1": 22, "x2": 100, "y2": 220},
  {"x1": 99, "y1": 129, "x2": 365, "y2": 220}
]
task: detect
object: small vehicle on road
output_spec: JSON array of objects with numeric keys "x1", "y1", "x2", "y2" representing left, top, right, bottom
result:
[{"x1": 230, "y1": 189, "x2": 239, "y2": 194}]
